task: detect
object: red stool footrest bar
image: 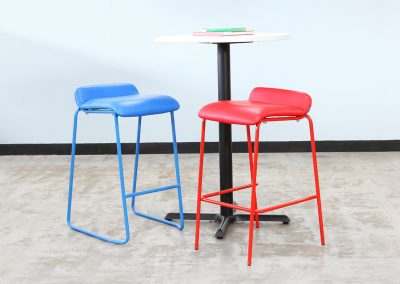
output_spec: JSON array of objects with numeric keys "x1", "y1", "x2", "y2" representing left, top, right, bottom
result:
[
  {"x1": 258, "y1": 195, "x2": 317, "y2": 214},
  {"x1": 201, "y1": 194, "x2": 318, "y2": 216},
  {"x1": 201, "y1": 198, "x2": 251, "y2": 213},
  {"x1": 202, "y1": 183, "x2": 255, "y2": 199}
]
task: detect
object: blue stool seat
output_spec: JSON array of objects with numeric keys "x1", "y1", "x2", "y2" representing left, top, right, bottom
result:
[
  {"x1": 80, "y1": 94, "x2": 180, "y2": 117},
  {"x1": 67, "y1": 83, "x2": 184, "y2": 244},
  {"x1": 75, "y1": 83, "x2": 179, "y2": 117}
]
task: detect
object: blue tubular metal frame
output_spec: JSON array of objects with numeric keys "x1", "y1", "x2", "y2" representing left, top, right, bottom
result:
[
  {"x1": 131, "y1": 112, "x2": 184, "y2": 230},
  {"x1": 67, "y1": 109, "x2": 184, "y2": 244}
]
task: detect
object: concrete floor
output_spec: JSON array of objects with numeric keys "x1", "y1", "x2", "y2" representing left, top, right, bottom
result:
[{"x1": 0, "y1": 152, "x2": 399, "y2": 283}]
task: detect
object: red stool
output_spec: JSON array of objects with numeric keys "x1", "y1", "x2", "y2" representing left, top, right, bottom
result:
[{"x1": 194, "y1": 87, "x2": 325, "y2": 266}]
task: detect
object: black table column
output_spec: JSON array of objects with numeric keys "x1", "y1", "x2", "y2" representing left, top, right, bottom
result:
[
  {"x1": 215, "y1": 43, "x2": 235, "y2": 238},
  {"x1": 217, "y1": 43, "x2": 234, "y2": 214}
]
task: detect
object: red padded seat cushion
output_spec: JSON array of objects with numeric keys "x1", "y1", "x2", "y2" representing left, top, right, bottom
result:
[{"x1": 198, "y1": 88, "x2": 312, "y2": 125}]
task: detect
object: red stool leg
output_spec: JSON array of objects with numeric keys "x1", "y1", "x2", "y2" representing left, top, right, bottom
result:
[
  {"x1": 195, "y1": 119, "x2": 206, "y2": 250},
  {"x1": 248, "y1": 123, "x2": 261, "y2": 266},
  {"x1": 306, "y1": 115, "x2": 325, "y2": 245},
  {"x1": 246, "y1": 125, "x2": 260, "y2": 228}
]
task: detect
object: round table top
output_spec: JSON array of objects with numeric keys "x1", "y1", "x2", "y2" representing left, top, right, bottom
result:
[{"x1": 154, "y1": 33, "x2": 292, "y2": 44}]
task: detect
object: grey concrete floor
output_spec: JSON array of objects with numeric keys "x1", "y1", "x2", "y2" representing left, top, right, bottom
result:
[{"x1": 0, "y1": 152, "x2": 399, "y2": 283}]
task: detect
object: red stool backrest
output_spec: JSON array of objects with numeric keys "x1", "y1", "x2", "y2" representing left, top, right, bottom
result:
[{"x1": 249, "y1": 87, "x2": 312, "y2": 114}]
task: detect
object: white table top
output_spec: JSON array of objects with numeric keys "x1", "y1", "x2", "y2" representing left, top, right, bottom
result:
[{"x1": 154, "y1": 33, "x2": 292, "y2": 44}]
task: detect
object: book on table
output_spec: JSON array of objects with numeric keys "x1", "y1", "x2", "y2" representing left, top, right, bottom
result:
[
  {"x1": 203, "y1": 27, "x2": 247, "y2": 32},
  {"x1": 193, "y1": 27, "x2": 254, "y2": 36}
]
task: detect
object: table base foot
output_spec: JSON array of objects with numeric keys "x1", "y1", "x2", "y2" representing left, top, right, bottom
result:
[
  {"x1": 165, "y1": 212, "x2": 222, "y2": 222},
  {"x1": 164, "y1": 212, "x2": 290, "y2": 239}
]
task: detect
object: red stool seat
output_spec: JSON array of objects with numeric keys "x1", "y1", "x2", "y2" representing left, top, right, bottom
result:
[
  {"x1": 198, "y1": 87, "x2": 312, "y2": 125},
  {"x1": 199, "y1": 100, "x2": 307, "y2": 125}
]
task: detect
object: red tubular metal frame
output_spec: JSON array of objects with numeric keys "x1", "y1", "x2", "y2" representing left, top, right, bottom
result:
[{"x1": 194, "y1": 114, "x2": 325, "y2": 266}]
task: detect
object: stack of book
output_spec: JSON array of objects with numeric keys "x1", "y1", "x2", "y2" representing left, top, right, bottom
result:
[{"x1": 193, "y1": 27, "x2": 254, "y2": 37}]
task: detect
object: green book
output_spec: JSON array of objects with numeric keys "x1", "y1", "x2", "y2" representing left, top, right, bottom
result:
[{"x1": 204, "y1": 27, "x2": 247, "y2": 32}]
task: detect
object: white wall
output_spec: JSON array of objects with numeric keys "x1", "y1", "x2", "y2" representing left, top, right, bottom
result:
[{"x1": 1, "y1": 0, "x2": 399, "y2": 144}]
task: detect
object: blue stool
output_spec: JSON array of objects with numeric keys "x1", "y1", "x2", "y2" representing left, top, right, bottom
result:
[{"x1": 67, "y1": 83, "x2": 184, "y2": 244}]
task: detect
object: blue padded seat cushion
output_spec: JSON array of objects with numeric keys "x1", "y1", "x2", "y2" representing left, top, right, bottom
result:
[
  {"x1": 80, "y1": 94, "x2": 180, "y2": 117},
  {"x1": 75, "y1": 83, "x2": 180, "y2": 117}
]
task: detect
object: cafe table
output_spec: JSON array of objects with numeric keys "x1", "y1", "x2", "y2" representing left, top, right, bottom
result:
[{"x1": 155, "y1": 32, "x2": 292, "y2": 239}]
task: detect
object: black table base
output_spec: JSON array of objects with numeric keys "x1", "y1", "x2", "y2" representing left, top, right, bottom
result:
[{"x1": 165, "y1": 213, "x2": 290, "y2": 239}]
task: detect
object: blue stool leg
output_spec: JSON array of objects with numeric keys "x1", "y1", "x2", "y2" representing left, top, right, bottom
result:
[
  {"x1": 129, "y1": 113, "x2": 184, "y2": 230},
  {"x1": 113, "y1": 113, "x2": 131, "y2": 243},
  {"x1": 67, "y1": 109, "x2": 80, "y2": 228},
  {"x1": 131, "y1": 116, "x2": 142, "y2": 211},
  {"x1": 170, "y1": 111, "x2": 185, "y2": 230},
  {"x1": 66, "y1": 110, "x2": 130, "y2": 244}
]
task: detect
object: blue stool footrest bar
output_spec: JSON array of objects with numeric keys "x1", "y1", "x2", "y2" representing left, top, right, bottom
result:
[
  {"x1": 67, "y1": 83, "x2": 184, "y2": 244},
  {"x1": 125, "y1": 184, "x2": 178, "y2": 198}
]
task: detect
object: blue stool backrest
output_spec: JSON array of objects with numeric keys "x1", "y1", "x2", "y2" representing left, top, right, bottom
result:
[{"x1": 75, "y1": 83, "x2": 139, "y2": 107}]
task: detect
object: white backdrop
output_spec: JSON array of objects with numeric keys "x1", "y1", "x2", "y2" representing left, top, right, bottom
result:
[{"x1": 1, "y1": 0, "x2": 399, "y2": 144}]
